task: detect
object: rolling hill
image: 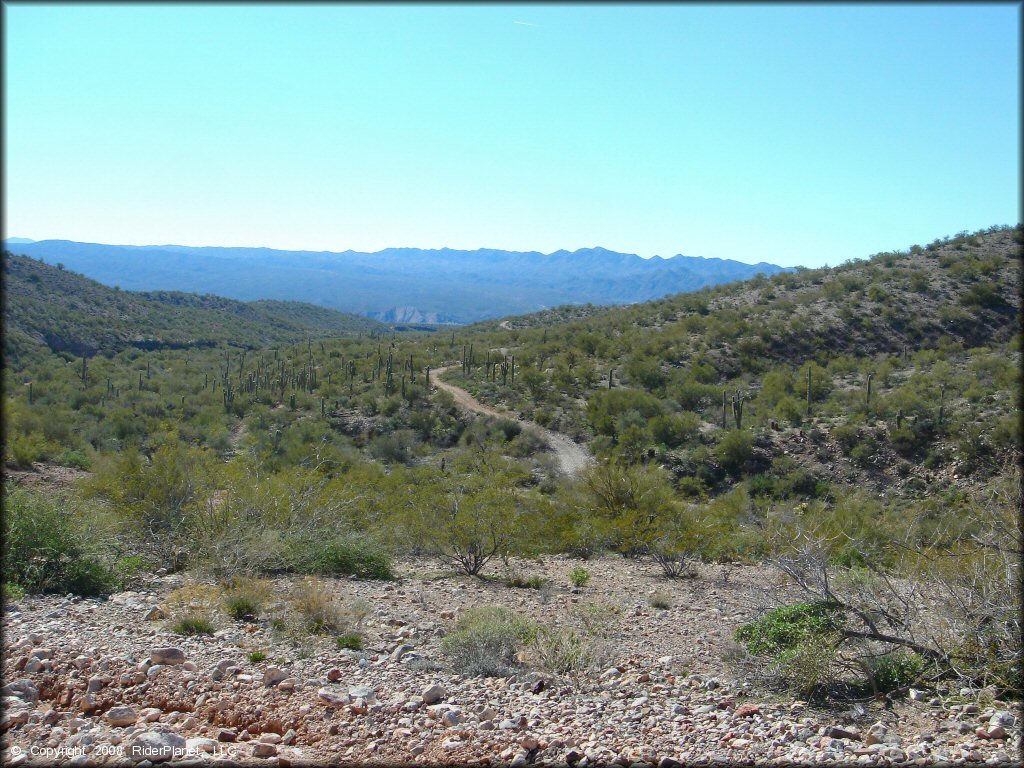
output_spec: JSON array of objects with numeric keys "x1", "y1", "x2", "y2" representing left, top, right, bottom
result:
[{"x1": 2, "y1": 252, "x2": 387, "y2": 362}]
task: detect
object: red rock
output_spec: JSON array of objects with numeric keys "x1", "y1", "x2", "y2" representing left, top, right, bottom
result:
[{"x1": 734, "y1": 704, "x2": 760, "y2": 717}]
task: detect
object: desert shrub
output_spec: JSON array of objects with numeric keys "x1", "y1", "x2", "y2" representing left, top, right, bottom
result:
[
  {"x1": 504, "y1": 572, "x2": 546, "y2": 589},
  {"x1": 172, "y1": 614, "x2": 215, "y2": 635},
  {"x1": 889, "y1": 421, "x2": 935, "y2": 458},
  {"x1": 506, "y1": 429, "x2": 548, "y2": 458},
  {"x1": 735, "y1": 602, "x2": 844, "y2": 656},
  {"x1": 572, "y1": 600, "x2": 623, "y2": 637},
  {"x1": 649, "y1": 591, "x2": 672, "y2": 610},
  {"x1": 440, "y1": 605, "x2": 538, "y2": 677},
  {"x1": 866, "y1": 650, "x2": 925, "y2": 693},
  {"x1": 336, "y1": 633, "x2": 363, "y2": 650},
  {"x1": 368, "y1": 430, "x2": 416, "y2": 464},
  {"x1": 773, "y1": 396, "x2": 805, "y2": 425},
  {"x1": 715, "y1": 429, "x2": 754, "y2": 476},
  {"x1": 347, "y1": 597, "x2": 373, "y2": 631},
  {"x1": 163, "y1": 583, "x2": 219, "y2": 634},
  {"x1": 222, "y1": 576, "x2": 273, "y2": 620},
  {"x1": 3, "y1": 582, "x2": 26, "y2": 603},
  {"x1": 849, "y1": 438, "x2": 880, "y2": 468},
  {"x1": 587, "y1": 389, "x2": 664, "y2": 437},
  {"x1": 768, "y1": 635, "x2": 842, "y2": 697},
  {"x1": 960, "y1": 281, "x2": 1005, "y2": 308},
  {"x1": 649, "y1": 412, "x2": 700, "y2": 448},
  {"x1": 527, "y1": 626, "x2": 610, "y2": 682},
  {"x1": 569, "y1": 567, "x2": 591, "y2": 588},
  {"x1": 248, "y1": 650, "x2": 268, "y2": 663},
  {"x1": 404, "y1": 453, "x2": 537, "y2": 576},
  {"x1": 54, "y1": 448, "x2": 91, "y2": 470},
  {"x1": 496, "y1": 419, "x2": 522, "y2": 441},
  {"x1": 7, "y1": 432, "x2": 56, "y2": 467},
  {"x1": 2, "y1": 488, "x2": 117, "y2": 596},
  {"x1": 115, "y1": 555, "x2": 150, "y2": 578},
  {"x1": 291, "y1": 578, "x2": 349, "y2": 634},
  {"x1": 831, "y1": 422, "x2": 862, "y2": 452},
  {"x1": 734, "y1": 602, "x2": 846, "y2": 696},
  {"x1": 292, "y1": 534, "x2": 394, "y2": 580}
]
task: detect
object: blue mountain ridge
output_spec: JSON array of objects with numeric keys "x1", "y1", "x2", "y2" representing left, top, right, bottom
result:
[{"x1": 4, "y1": 239, "x2": 788, "y2": 325}]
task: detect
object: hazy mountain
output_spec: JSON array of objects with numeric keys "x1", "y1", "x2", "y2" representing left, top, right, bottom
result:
[
  {"x1": 3, "y1": 237, "x2": 36, "y2": 244},
  {"x1": 5, "y1": 240, "x2": 787, "y2": 324}
]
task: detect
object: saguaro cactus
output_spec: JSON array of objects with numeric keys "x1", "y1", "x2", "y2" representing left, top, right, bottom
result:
[
  {"x1": 806, "y1": 367, "x2": 812, "y2": 418},
  {"x1": 732, "y1": 391, "x2": 745, "y2": 430}
]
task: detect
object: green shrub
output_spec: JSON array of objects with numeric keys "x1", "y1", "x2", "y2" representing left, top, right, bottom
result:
[
  {"x1": 569, "y1": 567, "x2": 591, "y2": 588},
  {"x1": 527, "y1": 626, "x2": 609, "y2": 681},
  {"x1": 248, "y1": 650, "x2": 267, "y2": 663},
  {"x1": 290, "y1": 578, "x2": 349, "y2": 634},
  {"x1": 173, "y1": 614, "x2": 215, "y2": 635},
  {"x1": 735, "y1": 602, "x2": 844, "y2": 656},
  {"x1": 649, "y1": 412, "x2": 700, "y2": 448},
  {"x1": 440, "y1": 605, "x2": 538, "y2": 677},
  {"x1": 292, "y1": 534, "x2": 394, "y2": 580},
  {"x1": 496, "y1": 419, "x2": 522, "y2": 441},
  {"x1": 715, "y1": 430, "x2": 754, "y2": 476},
  {"x1": 116, "y1": 555, "x2": 150, "y2": 577},
  {"x1": 649, "y1": 591, "x2": 672, "y2": 610},
  {"x1": 336, "y1": 633, "x2": 363, "y2": 650},
  {"x1": 866, "y1": 651, "x2": 925, "y2": 693},
  {"x1": 54, "y1": 448, "x2": 90, "y2": 470},
  {"x1": 225, "y1": 595, "x2": 259, "y2": 620},
  {"x1": 2, "y1": 489, "x2": 116, "y2": 596},
  {"x1": 222, "y1": 577, "x2": 272, "y2": 621},
  {"x1": 3, "y1": 582, "x2": 26, "y2": 603},
  {"x1": 8, "y1": 432, "x2": 54, "y2": 467},
  {"x1": 504, "y1": 573, "x2": 546, "y2": 589}
]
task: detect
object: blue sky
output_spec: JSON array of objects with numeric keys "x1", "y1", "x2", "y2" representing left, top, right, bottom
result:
[{"x1": 4, "y1": 3, "x2": 1019, "y2": 267}]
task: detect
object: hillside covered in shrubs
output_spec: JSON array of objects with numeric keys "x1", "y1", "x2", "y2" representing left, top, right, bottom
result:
[{"x1": 3, "y1": 224, "x2": 1021, "y2": 707}]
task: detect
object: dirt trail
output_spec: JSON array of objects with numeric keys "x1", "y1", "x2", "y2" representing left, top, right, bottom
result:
[{"x1": 431, "y1": 366, "x2": 593, "y2": 476}]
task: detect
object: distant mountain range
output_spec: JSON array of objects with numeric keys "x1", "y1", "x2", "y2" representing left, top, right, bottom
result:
[{"x1": 3, "y1": 238, "x2": 787, "y2": 324}]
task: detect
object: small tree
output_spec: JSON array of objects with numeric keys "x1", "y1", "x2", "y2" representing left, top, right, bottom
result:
[{"x1": 408, "y1": 453, "x2": 533, "y2": 576}]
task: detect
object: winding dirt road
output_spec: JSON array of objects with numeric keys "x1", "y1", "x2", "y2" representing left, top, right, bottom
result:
[{"x1": 431, "y1": 366, "x2": 593, "y2": 476}]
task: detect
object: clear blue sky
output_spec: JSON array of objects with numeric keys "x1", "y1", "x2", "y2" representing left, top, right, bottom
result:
[{"x1": 4, "y1": 3, "x2": 1019, "y2": 267}]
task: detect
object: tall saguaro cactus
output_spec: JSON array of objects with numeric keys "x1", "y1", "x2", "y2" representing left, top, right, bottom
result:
[{"x1": 806, "y1": 366, "x2": 812, "y2": 418}]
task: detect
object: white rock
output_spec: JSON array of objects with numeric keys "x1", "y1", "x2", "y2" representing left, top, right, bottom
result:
[
  {"x1": 390, "y1": 644, "x2": 415, "y2": 661},
  {"x1": 126, "y1": 730, "x2": 187, "y2": 763},
  {"x1": 318, "y1": 689, "x2": 351, "y2": 708},
  {"x1": 349, "y1": 684, "x2": 376, "y2": 703},
  {"x1": 185, "y1": 737, "x2": 218, "y2": 753},
  {"x1": 421, "y1": 683, "x2": 446, "y2": 704},
  {"x1": 150, "y1": 647, "x2": 185, "y2": 666},
  {"x1": 264, "y1": 667, "x2": 288, "y2": 686},
  {"x1": 1, "y1": 679, "x2": 39, "y2": 703},
  {"x1": 106, "y1": 707, "x2": 138, "y2": 727},
  {"x1": 252, "y1": 742, "x2": 277, "y2": 758}
]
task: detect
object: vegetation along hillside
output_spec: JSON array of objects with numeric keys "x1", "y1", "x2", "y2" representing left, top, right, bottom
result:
[
  {"x1": 2, "y1": 225, "x2": 1021, "y2": 763},
  {"x1": 2, "y1": 252, "x2": 387, "y2": 366}
]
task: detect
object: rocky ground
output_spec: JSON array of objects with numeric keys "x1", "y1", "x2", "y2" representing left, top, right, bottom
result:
[{"x1": 2, "y1": 555, "x2": 1020, "y2": 766}]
